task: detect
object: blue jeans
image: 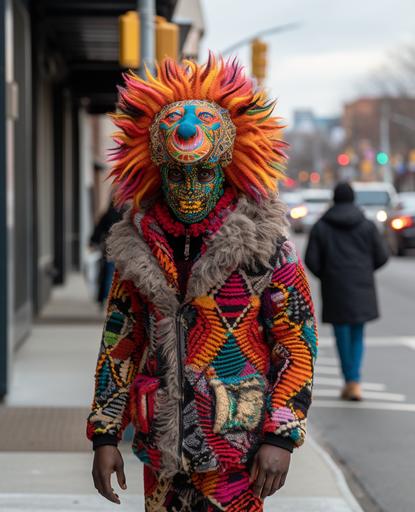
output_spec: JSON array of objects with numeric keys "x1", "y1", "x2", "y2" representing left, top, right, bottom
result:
[{"x1": 333, "y1": 323, "x2": 365, "y2": 383}]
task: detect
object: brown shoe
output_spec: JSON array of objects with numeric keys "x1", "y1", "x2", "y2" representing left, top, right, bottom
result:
[
  {"x1": 348, "y1": 381, "x2": 363, "y2": 401},
  {"x1": 340, "y1": 382, "x2": 352, "y2": 400}
]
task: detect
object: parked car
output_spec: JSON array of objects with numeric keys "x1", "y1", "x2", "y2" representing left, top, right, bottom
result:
[
  {"x1": 280, "y1": 190, "x2": 307, "y2": 233},
  {"x1": 352, "y1": 182, "x2": 398, "y2": 233},
  {"x1": 385, "y1": 192, "x2": 415, "y2": 256},
  {"x1": 301, "y1": 188, "x2": 332, "y2": 231}
]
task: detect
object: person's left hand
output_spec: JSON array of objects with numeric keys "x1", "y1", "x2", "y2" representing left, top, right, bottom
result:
[{"x1": 249, "y1": 444, "x2": 291, "y2": 499}]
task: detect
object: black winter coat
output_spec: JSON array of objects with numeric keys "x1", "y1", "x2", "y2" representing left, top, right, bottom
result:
[{"x1": 305, "y1": 203, "x2": 389, "y2": 324}]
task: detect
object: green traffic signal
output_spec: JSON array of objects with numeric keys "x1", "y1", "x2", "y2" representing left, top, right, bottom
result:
[{"x1": 376, "y1": 152, "x2": 389, "y2": 165}]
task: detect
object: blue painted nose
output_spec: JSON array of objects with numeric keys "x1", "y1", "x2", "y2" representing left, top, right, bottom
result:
[{"x1": 177, "y1": 121, "x2": 197, "y2": 139}]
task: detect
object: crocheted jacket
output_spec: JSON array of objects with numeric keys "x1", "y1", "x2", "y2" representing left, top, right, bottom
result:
[{"x1": 87, "y1": 194, "x2": 318, "y2": 477}]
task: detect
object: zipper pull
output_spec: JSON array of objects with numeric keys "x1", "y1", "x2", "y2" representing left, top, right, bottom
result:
[{"x1": 184, "y1": 229, "x2": 190, "y2": 261}]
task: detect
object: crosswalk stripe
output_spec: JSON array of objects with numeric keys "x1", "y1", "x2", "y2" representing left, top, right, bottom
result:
[
  {"x1": 315, "y1": 357, "x2": 338, "y2": 365},
  {"x1": 312, "y1": 400, "x2": 415, "y2": 412},
  {"x1": 313, "y1": 389, "x2": 406, "y2": 402},
  {"x1": 316, "y1": 366, "x2": 340, "y2": 375},
  {"x1": 318, "y1": 336, "x2": 415, "y2": 348},
  {"x1": 314, "y1": 377, "x2": 386, "y2": 391}
]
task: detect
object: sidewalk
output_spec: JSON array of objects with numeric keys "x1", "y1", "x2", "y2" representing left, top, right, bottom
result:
[{"x1": 0, "y1": 274, "x2": 363, "y2": 512}]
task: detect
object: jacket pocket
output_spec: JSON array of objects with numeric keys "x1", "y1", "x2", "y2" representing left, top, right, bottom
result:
[
  {"x1": 209, "y1": 373, "x2": 266, "y2": 434},
  {"x1": 130, "y1": 373, "x2": 160, "y2": 434}
]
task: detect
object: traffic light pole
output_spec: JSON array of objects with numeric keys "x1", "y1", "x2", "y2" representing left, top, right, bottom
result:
[
  {"x1": 137, "y1": 0, "x2": 155, "y2": 76},
  {"x1": 221, "y1": 22, "x2": 301, "y2": 57},
  {"x1": 380, "y1": 101, "x2": 392, "y2": 183}
]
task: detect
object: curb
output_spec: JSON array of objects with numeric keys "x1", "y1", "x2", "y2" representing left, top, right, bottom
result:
[{"x1": 309, "y1": 437, "x2": 365, "y2": 512}]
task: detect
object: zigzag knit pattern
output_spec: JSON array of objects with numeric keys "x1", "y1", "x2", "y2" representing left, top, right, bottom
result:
[{"x1": 87, "y1": 207, "x2": 317, "y2": 476}]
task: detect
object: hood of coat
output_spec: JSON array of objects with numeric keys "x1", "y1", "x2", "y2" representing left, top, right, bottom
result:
[
  {"x1": 322, "y1": 203, "x2": 366, "y2": 229},
  {"x1": 106, "y1": 193, "x2": 289, "y2": 308}
]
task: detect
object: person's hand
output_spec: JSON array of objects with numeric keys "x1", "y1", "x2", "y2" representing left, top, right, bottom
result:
[
  {"x1": 92, "y1": 445, "x2": 127, "y2": 504},
  {"x1": 249, "y1": 444, "x2": 291, "y2": 500}
]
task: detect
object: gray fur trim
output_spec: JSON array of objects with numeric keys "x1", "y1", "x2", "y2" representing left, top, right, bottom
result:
[
  {"x1": 107, "y1": 211, "x2": 179, "y2": 316},
  {"x1": 107, "y1": 213, "x2": 181, "y2": 476},
  {"x1": 185, "y1": 194, "x2": 289, "y2": 301}
]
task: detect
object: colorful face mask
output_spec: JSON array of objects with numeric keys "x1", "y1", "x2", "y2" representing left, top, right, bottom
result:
[
  {"x1": 151, "y1": 100, "x2": 235, "y2": 224},
  {"x1": 150, "y1": 100, "x2": 236, "y2": 167},
  {"x1": 161, "y1": 163, "x2": 225, "y2": 224}
]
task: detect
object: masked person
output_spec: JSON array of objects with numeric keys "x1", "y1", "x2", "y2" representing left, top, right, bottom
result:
[{"x1": 87, "y1": 55, "x2": 318, "y2": 511}]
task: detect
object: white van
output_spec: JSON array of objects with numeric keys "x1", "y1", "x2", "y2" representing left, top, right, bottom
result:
[{"x1": 352, "y1": 182, "x2": 398, "y2": 232}]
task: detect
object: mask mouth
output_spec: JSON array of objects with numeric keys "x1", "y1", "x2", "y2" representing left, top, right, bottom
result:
[{"x1": 178, "y1": 199, "x2": 204, "y2": 213}]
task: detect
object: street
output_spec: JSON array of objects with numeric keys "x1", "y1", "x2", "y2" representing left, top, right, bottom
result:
[{"x1": 295, "y1": 233, "x2": 415, "y2": 512}]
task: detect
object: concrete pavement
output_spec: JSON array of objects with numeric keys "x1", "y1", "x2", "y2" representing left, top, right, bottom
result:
[{"x1": 0, "y1": 273, "x2": 364, "y2": 512}]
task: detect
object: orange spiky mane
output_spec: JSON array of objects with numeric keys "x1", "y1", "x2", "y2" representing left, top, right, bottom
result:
[{"x1": 110, "y1": 54, "x2": 288, "y2": 207}]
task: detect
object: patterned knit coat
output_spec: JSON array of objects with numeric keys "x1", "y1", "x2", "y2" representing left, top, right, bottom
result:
[{"x1": 87, "y1": 194, "x2": 318, "y2": 477}]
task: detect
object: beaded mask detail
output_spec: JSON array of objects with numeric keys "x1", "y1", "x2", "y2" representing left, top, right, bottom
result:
[{"x1": 160, "y1": 162, "x2": 225, "y2": 224}]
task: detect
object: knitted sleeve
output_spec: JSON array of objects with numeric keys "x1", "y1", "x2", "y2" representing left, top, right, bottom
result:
[
  {"x1": 86, "y1": 271, "x2": 146, "y2": 442},
  {"x1": 261, "y1": 240, "x2": 318, "y2": 448}
]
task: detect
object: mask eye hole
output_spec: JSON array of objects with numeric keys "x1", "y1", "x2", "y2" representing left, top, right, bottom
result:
[
  {"x1": 165, "y1": 111, "x2": 182, "y2": 123},
  {"x1": 198, "y1": 111, "x2": 214, "y2": 122},
  {"x1": 167, "y1": 168, "x2": 184, "y2": 183},
  {"x1": 197, "y1": 167, "x2": 216, "y2": 183}
]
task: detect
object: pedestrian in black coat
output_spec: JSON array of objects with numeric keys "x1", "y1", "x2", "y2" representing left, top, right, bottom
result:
[{"x1": 305, "y1": 182, "x2": 389, "y2": 400}]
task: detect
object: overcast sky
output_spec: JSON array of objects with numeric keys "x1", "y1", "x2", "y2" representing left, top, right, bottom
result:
[{"x1": 200, "y1": 0, "x2": 415, "y2": 124}]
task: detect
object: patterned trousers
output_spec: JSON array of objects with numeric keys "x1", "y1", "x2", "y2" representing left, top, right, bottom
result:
[{"x1": 144, "y1": 465, "x2": 263, "y2": 512}]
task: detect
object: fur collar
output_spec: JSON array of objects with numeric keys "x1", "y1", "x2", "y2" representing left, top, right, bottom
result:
[{"x1": 107, "y1": 194, "x2": 288, "y2": 307}]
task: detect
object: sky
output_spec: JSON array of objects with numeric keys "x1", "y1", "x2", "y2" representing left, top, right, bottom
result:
[{"x1": 200, "y1": 0, "x2": 415, "y2": 124}]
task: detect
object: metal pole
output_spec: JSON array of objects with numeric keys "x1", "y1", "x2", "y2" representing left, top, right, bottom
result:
[
  {"x1": 380, "y1": 101, "x2": 392, "y2": 183},
  {"x1": 0, "y1": 0, "x2": 8, "y2": 398},
  {"x1": 137, "y1": 0, "x2": 155, "y2": 77},
  {"x1": 221, "y1": 22, "x2": 301, "y2": 56}
]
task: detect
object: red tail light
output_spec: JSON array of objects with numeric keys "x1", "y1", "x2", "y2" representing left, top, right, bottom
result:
[{"x1": 391, "y1": 216, "x2": 414, "y2": 230}]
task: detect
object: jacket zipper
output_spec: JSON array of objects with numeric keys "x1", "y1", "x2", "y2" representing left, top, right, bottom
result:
[{"x1": 176, "y1": 305, "x2": 186, "y2": 464}]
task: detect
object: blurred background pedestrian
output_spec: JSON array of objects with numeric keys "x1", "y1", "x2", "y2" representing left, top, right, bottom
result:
[
  {"x1": 89, "y1": 198, "x2": 123, "y2": 307},
  {"x1": 304, "y1": 182, "x2": 389, "y2": 400}
]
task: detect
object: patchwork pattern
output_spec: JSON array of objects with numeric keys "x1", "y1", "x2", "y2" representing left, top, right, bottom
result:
[
  {"x1": 88, "y1": 204, "x2": 317, "y2": 477},
  {"x1": 87, "y1": 275, "x2": 147, "y2": 440},
  {"x1": 144, "y1": 464, "x2": 263, "y2": 512},
  {"x1": 210, "y1": 375, "x2": 265, "y2": 433}
]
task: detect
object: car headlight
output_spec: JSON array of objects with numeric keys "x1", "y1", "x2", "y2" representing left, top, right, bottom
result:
[
  {"x1": 290, "y1": 205, "x2": 308, "y2": 219},
  {"x1": 376, "y1": 210, "x2": 387, "y2": 222}
]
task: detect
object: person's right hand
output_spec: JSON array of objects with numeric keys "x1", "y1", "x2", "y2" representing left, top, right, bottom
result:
[{"x1": 92, "y1": 445, "x2": 127, "y2": 504}]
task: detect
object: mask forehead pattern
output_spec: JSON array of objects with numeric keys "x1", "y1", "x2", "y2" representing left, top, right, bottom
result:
[{"x1": 150, "y1": 100, "x2": 236, "y2": 167}]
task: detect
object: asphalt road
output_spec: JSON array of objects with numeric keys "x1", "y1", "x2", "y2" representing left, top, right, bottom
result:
[{"x1": 294, "y1": 233, "x2": 415, "y2": 512}]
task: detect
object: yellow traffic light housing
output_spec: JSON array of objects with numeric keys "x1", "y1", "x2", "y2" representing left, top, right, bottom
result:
[
  {"x1": 156, "y1": 16, "x2": 179, "y2": 62},
  {"x1": 251, "y1": 38, "x2": 268, "y2": 82},
  {"x1": 119, "y1": 11, "x2": 141, "y2": 69}
]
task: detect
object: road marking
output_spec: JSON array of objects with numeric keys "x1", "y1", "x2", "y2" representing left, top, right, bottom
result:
[
  {"x1": 314, "y1": 377, "x2": 386, "y2": 391},
  {"x1": 313, "y1": 389, "x2": 406, "y2": 402},
  {"x1": 318, "y1": 336, "x2": 415, "y2": 348},
  {"x1": 313, "y1": 400, "x2": 415, "y2": 412},
  {"x1": 403, "y1": 339, "x2": 415, "y2": 351},
  {"x1": 316, "y1": 366, "x2": 340, "y2": 375},
  {"x1": 316, "y1": 356, "x2": 338, "y2": 365}
]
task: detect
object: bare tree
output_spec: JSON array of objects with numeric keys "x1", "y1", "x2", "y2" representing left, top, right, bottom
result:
[{"x1": 361, "y1": 42, "x2": 415, "y2": 97}]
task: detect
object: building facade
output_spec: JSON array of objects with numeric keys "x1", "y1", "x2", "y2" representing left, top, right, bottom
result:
[{"x1": 0, "y1": 0, "x2": 205, "y2": 397}]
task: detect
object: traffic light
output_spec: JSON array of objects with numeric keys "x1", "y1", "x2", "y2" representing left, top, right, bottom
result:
[
  {"x1": 337, "y1": 153, "x2": 350, "y2": 166},
  {"x1": 376, "y1": 152, "x2": 389, "y2": 165},
  {"x1": 251, "y1": 38, "x2": 268, "y2": 82},
  {"x1": 156, "y1": 16, "x2": 179, "y2": 62},
  {"x1": 119, "y1": 11, "x2": 141, "y2": 69}
]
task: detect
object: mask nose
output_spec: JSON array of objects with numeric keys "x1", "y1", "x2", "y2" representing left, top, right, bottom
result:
[{"x1": 177, "y1": 121, "x2": 197, "y2": 140}]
